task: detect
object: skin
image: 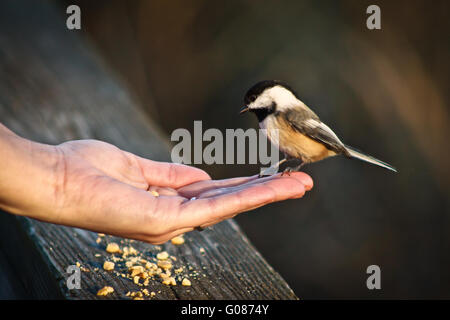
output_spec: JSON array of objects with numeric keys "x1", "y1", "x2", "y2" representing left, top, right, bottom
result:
[{"x1": 0, "y1": 123, "x2": 313, "y2": 244}]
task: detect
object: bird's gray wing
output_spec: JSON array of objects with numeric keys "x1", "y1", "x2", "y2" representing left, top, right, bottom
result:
[{"x1": 281, "y1": 108, "x2": 347, "y2": 154}]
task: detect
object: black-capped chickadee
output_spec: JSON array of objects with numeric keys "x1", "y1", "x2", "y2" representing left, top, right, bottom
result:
[{"x1": 240, "y1": 80, "x2": 397, "y2": 174}]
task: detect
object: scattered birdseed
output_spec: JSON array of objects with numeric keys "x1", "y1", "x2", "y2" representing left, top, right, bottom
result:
[
  {"x1": 174, "y1": 267, "x2": 183, "y2": 274},
  {"x1": 159, "y1": 270, "x2": 171, "y2": 279},
  {"x1": 128, "y1": 291, "x2": 143, "y2": 298},
  {"x1": 129, "y1": 265, "x2": 145, "y2": 277},
  {"x1": 76, "y1": 262, "x2": 81, "y2": 268},
  {"x1": 157, "y1": 260, "x2": 173, "y2": 270},
  {"x1": 96, "y1": 237, "x2": 101, "y2": 244},
  {"x1": 162, "y1": 277, "x2": 176, "y2": 286},
  {"x1": 103, "y1": 261, "x2": 115, "y2": 271},
  {"x1": 97, "y1": 286, "x2": 114, "y2": 296},
  {"x1": 182, "y1": 278, "x2": 191, "y2": 286},
  {"x1": 150, "y1": 190, "x2": 159, "y2": 197},
  {"x1": 199, "y1": 248, "x2": 205, "y2": 254},
  {"x1": 98, "y1": 233, "x2": 105, "y2": 237},
  {"x1": 156, "y1": 251, "x2": 169, "y2": 260},
  {"x1": 171, "y1": 236, "x2": 185, "y2": 245},
  {"x1": 106, "y1": 243, "x2": 121, "y2": 253},
  {"x1": 111, "y1": 255, "x2": 122, "y2": 262},
  {"x1": 122, "y1": 246, "x2": 138, "y2": 257}
]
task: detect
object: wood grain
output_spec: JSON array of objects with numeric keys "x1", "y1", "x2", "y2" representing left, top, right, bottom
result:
[{"x1": 0, "y1": 0, "x2": 297, "y2": 299}]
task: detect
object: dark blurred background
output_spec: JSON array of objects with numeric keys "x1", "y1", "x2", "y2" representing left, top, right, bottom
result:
[{"x1": 5, "y1": 0, "x2": 450, "y2": 298}]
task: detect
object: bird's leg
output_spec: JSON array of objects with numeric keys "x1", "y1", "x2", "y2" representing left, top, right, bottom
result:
[
  {"x1": 258, "y1": 158, "x2": 287, "y2": 178},
  {"x1": 281, "y1": 159, "x2": 305, "y2": 176}
]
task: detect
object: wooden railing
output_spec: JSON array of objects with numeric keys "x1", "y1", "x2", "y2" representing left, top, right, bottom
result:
[{"x1": 0, "y1": 0, "x2": 296, "y2": 300}]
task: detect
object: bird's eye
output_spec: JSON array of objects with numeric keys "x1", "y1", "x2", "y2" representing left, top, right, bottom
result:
[{"x1": 249, "y1": 94, "x2": 257, "y2": 102}]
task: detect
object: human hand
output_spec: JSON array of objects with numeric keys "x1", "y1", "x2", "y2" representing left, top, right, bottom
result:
[{"x1": 1, "y1": 135, "x2": 313, "y2": 244}]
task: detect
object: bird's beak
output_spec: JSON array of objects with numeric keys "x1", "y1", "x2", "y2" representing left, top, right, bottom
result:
[{"x1": 239, "y1": 106, "x2": 249, "y2": 114}]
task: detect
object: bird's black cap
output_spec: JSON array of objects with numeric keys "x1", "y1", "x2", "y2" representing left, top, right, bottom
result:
[{"x1": 244, "y1": 80, "x2": 298, "y2": 105}]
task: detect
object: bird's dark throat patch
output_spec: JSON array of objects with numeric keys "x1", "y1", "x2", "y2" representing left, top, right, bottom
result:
[{"x1": 251, "y1": 102, "x2": 276, "y2": 122}]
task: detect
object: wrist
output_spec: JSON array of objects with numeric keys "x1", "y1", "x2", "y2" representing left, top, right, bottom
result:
[{"x1": 0, "y1": 125, "x2": 61, "y2": 221}]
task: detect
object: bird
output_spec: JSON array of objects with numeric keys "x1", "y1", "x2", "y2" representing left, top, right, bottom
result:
[{"x1": 239, "y1": 80, "x2": 397, "y2": 175}]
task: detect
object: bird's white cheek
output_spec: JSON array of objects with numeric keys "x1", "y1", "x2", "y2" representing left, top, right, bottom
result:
[{"x1": 251, "y1": 94, "x2": 272, "y2": 110}]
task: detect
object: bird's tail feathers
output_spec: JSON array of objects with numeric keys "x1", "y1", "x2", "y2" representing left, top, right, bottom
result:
[{"x1": 344, "y1": 145, "x2": 397, "y2": 172}]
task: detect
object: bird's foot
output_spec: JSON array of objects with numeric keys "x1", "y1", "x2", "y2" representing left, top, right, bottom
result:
[
  {"x1": 281, "y1": 163, "x2": 305, "y2": 176},
  {"x1": 281, "y1": 168, "x2": 292, "y2": 176}
]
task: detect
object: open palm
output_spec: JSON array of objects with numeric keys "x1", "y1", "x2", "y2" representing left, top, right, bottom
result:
[{"x1": 53, "y1": 140, "x2": 313, "y2": 244}]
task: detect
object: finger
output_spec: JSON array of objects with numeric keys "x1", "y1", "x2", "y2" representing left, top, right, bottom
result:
[
  {"x1": 177, "y1": 174, "x2": 261, "y2": 198},
  {"x1": 277, "y1": 171, "x2": 313, "y2": 191},
  {"x1": 184, "y1": 172, "x2": 313, "y2": 199},
  {"x1": 176, "y1": 174, "x2": 307, "y2": 229},
  {"x1": 194, "y1": 175, "x2": 291, "y2": 198},
  {"x1": 136, "y1": 157, "x2": 211, "y2": 188},
  {"x1": 178, "y1": 171, "x2": 313, "y2": 198}
]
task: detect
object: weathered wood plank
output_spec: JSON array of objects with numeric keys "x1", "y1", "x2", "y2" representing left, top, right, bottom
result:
[{"x1": 0, "y1": 0, "x2": 297, "y2": 299}]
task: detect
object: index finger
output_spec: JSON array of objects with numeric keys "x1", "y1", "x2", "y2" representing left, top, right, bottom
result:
[
  {"x1": 176, "y1": 172, "x2": 309, "y2": 229},
  {"x1": 136, "y1": 157, "x2": 211, "y2": 188}
]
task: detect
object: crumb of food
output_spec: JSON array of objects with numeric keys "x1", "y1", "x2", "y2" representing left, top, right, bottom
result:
[
  {"x1": 97, "y1": 286, "x2": 114, "y2": 296},
  {"x1": 157, "y1": 260, "x2": 172, "y2": 270},
  {"x1": 95, "y1": 253, "x2": 101, "y2": 257},
  {"x1": 182, "y1": 278, "x2": 191, "y2": 286},
  {"x1": 96, "y1": 237, "x2": 101, "y2": 244},
  {"x1": 103, "y1": 261, "x2": 115, "y2": 271},
  {"x1": 174, "y1": 267, "x2": 183, "y2": 274},
  {"x1": 199, "y1": 247, "x2": 205, "y2": 254},
  {"x1": 106, "y1": 242, "x2": 121, "y2": 253},
  {"x1": 171, "y1": 236, "x2": 185, "y2": 245},
  {"x1": 151, "y1": 291, "x2": 156, "y2": 297},
  {"x1": 156, "y1": 251, "x2": 169, "y2": 260},
  {"x1": 129, "y1": 265, "x2": 145, "y2": 277},
  {"x1": 98, "y1": 233, "x2": 105, "y2": 237},
  {"x1": 162, "y1": 277, "x2": 176, "y2": 286},
  {"x1": 133, "y1": 276, "x2": 140, "y2": 284},
  {"x1": 76, "y1": 262, "x2": 81, "y2": 268},
  {"x1": 150, "y1": 190, "x2": 160, "y2": 197}
]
